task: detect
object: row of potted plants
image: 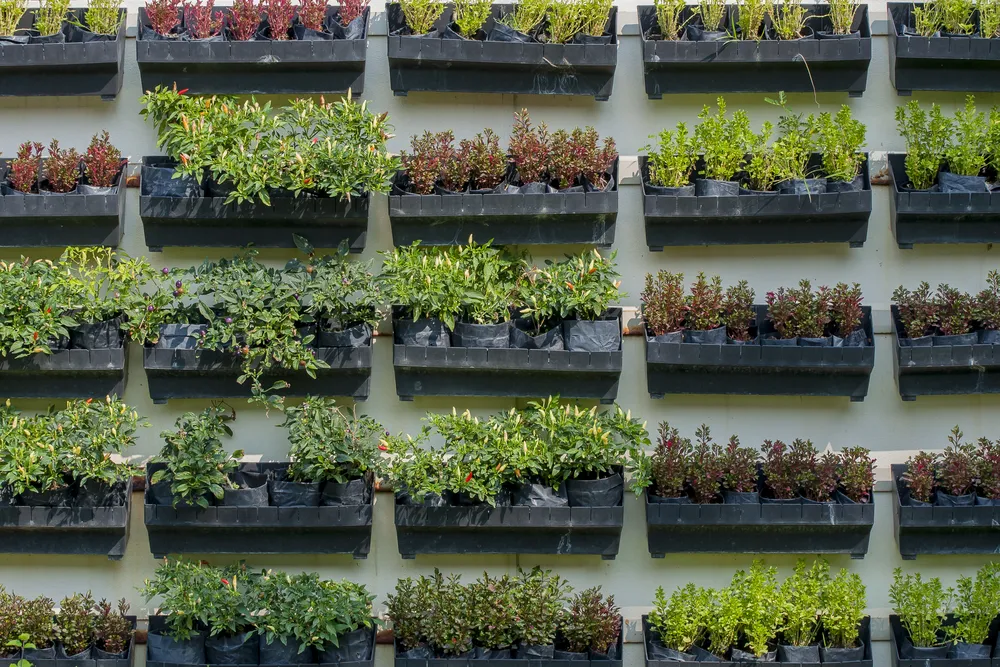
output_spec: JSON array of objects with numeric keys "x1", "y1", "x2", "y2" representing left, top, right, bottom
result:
[
  {"x1": 646, "y1": 559, "x2": 868, "y2": 663},
  {"x1": 141, "y1": 559, "x2": 376, "y2": 666},
  {"x1": 142, "y1": 0, "x2": 368, "y2": 40},
  {"x1": 388, "y1": 568, "x2": 621, "y2": 661},
  {"x1": 0, "y1": 589, "x2": 133, "y2": 664}
]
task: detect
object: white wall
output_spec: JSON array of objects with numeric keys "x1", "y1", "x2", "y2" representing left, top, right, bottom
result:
[{"x1": 3, "y1": 2, "x2": 1000, "y2": 666}]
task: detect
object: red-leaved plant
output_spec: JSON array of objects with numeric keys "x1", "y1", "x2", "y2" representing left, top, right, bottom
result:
[
  {"x1": 935, "y1": 284, "x2": 974, "y2": 335},
  {"x1": 298, "y1": 0, "x2": 328, "y2": 30},
  {"x1": 642, "y1": 271, "x2": 685, "y2": 336},
  {"x1": 184, "y1": 0, "x2": 223, "y2": 38},
  {"x1": 802, "y1": 450, "x2": 839, "y2": 502},
  {"x1": 892, "y1": 282, "x2": 937, "y2": 339},
  {"x1": 509, "y1": 109, "x2": 550, "y2": 185},
  {"x1": 229, "y1": 0, "x2": 263, "y2": 39},
  {"x1": 686, "y1": 272, "x2": 723, "y2": 331},
  {"x1": 830, "y1": 282, "x2": 863, "y2": 336},
  {"x1": 976, "y1": 271, "x2": 1000, "y2": 331},
  {"x1": 938, "y1": 425, "x2": 978, "y2": 496},
  {"x1": 766, "y1": 279, "x2": 830, "y2": 339},
  {"x1": 651, "y1": 422, "x2": 689, "y2": 498},
  {"x1": 83, "y1": 131, "x2": 123, "y2": 188},
  {"x1": 722, "y1": 280, "x2": 755, "y2": 342},
  {"x1": 8, "y1": 141, "x2": 43, "y2": 193},
  {"x1": 339, "y1": 0, "x2": 368, "y2": 24},
  {"x1": 762, "y1": 439, "x2": 798, "y2": 500},
  {"x1": 146, "y1": 0, "x2": 183, "y2": 34},
  {"x1": 548, "y1": 126, "x2": 616, "y2": 189},
  {"x1": 978, "y1": 437, "x2": 1000, "y2": 500},
  {"x1": 838, "y1": 446, "x2": 874, "y2": 503},
  {"x1": 902, "y1": 451, "x2": 938, "y2": 503},
  {"x1": 688, "y1": 430, "x2": 722, "y2": 504},
  {"x1": 718, "y1": 434, "x2": 758, "y2": 493},
  {"x1": 461, "y1": 129, "x2": 507, "y2": 190},
  {"x1": 401, "y1": 130, "x2": 465, "y2": 194},
  {"x1": 264, "y1": 0, "x2": 295, "y2": 37},
  {"x1": 44, "y1": 140, "x2": 82, "y2": 193},
  {"x1": 561, "y1": 588, "x2": 621, "y2": 655}
]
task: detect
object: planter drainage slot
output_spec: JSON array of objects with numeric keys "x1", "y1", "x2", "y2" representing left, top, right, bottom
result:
[{"x1": 144, "y1": 463, "x2": 373, "y2": 559}]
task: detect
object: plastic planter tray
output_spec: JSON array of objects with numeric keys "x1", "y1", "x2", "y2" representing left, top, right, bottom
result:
[
  {"x1": 888, "y1": 153, "x2": 1000, "y2": 247},
  {"x1": 388, "y1": 161, "x2": 619, "y2": 247},
  {"x1": 143, "y1": 343, "x2": 373, "y2": 404},
  {"x1": 393, "y1": 309, "x2": 623, "y2": 403},
  {"x1": 645, "y1": 489, "x2": 874, "y2": 558},
  {"x1": 891, "y1": 306, "x2": 1000, "y2": 400},
  {"x1": 0, "y1": 346, "x2": 126, "y2": 399},
  {"x1": 135, "y1": 7, "x2": 368, "y2": 95},
  {"x1": 395, "y1": 625, "x2": 623, "y2": 667},
  {"x1": 0, "y1": 479, "x2": 132, "y2": 560},
  {"x1": 644, "y1": 616, "x2": 873, "y2": 667},
  {"x1": 0, "y1": 9, "x2": 125, "y2": 98},
  {"x1": 386, "y1": 4, "x2": 617, "y2": 100},
  {"x1": 638, "y1": 5, "x2": 871, "y2": 98},
  {"x1": 892, "y1": 463, "x2": 1000, "y2": 559},
  {"x1": 144, "y1": 463, "x2": 373, "y2": 559},
  {"x1": 888, "y1": 3, "x2": 1000, "y2": 94},
  {"x1": 645, "y1": 306, "x2": 875, "y2": 401},
  {"x1": 890, "y1": 615, "x2": 999, "y2": 667},
  {"x1": 139, "y1": 158, "x2": 370, "y2": 252},
  {"x1": 641, "y1": 155, "x2": 872, "y2": 249},
  {"x1": 0, "y1": 159, "x2": 126, "y2": 247}
]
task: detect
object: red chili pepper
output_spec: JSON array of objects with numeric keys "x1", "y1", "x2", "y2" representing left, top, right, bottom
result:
[
  {"x1": 378, "y1": 444, "x2": 388, "y2": 451},
  {"x1": 221, "y1": 578, "x2": 229, "y2": 585},
  {"x1": 177, "y1": 88, "x2": 189, "y2": 95},
  {"x1": 465, "y1": 472, "x2": 474, "y2": 483},
  {"x1": 32, "y1": 331, "x2": 38, "y2": 341},
  {"x1": 86, "y1": 398, "x2": 93, "y2": 405}
]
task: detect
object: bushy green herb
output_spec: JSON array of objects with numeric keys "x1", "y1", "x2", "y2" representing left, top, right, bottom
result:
[
  {"x1": 83, "y1": 0, "x2": 122, "y2": 34},
  {"x1": 822, "y1": 568, "x2": 866, "y2": 649},
  {"x1": 644, "y1": 123, "x2": 697, "y2": 188},
  {"x1": 889, "y1": 569, "x2": 947, "y2": 648},
  {"x1": 0, "y1": 0, "x2": 26, "y2": 35},
  {"x1": 500, "y1": 0, "x2": 547, "y2": 33},
  {"x1": 732, "y1": 561, "x2": 783, "y2": 657},
  {"x1": 453, "y1": 0, "x2": 491, "y2": 36},
  {"x1": 895, "y1": 100, "x2": 950, "y2": 190},
  {"x1": 770, "y1": 0, "x2": 806, "y2": 39},
  {"x1": 648, "y1": 584, "x2": 711, "y2": 652},
  {"x1": 399, "y1": 0, "x2": 443, "y2": 32},
  {"x1": 811, "y1": 105, "x2": 866, "y2": 183},
  {"x1": 780, "y1": 559, "x2": 828, "y2": 647},
  {"x1": 34, "y1": 0, "x2": 68, "y2": 36},
  {"x1": 947, "y1": 563, "x2": 1000, "y2": 645},
  {"x1": 827, "y1": 0, "x2": 857, "y2": 33},
  {"x1": 695, "y1": 97, "x2": 752, "y2": 182},
  {"x1": 697, "y1": 0, "x2": 726, "y2": 30},
  {"x1": 736, "y1": 0, "x2": 768, "y2": 39},
  {"x1": 654, "y1": 0, "x2": 687, "y2": 38},
  {"x1": 945, "y1": 95, "x2": 986, "y2": 176}
]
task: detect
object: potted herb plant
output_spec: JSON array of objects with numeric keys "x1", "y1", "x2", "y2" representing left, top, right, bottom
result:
[
  {"x1": 387, "y1": 0, "x2": 617, "y2": 99},
  {"x1": 821, "y1": 568, "x2": 867, "y2": 662},
  {"x1": 139, "y1": 87, "x2": 397, "y2": 251},
  {"x1": 777, "y1": 560, "x2": 828, "y2": 663},
  {"x1": 94, "y1": 598, "x2": 135, "y2": 660},
  {"x1": 558, "y1": 588, "x2": 622, "y2": 659},
  {"x1": 136, "y1": 0, "x2": 370, "y2": 94},
  {"x1": 388, "y1": 110, "x2": 619, "y2": 246},
  {"x1": 639, "y1": 0, "x2": 871, "y2": 96},
  {"x1": 645, "y1": 584, "x2": 710, "y2": 661},
  {"x1": 889, "y1": 569, "x2": 949, "y2": 659}
]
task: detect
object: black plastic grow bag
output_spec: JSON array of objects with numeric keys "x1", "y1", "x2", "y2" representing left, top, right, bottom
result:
[
  {"x1": 641, "y1": 155, "x2": 872, "y2": 248},
  {"x1": 645, "y1": 488, "x2": 874, "y2": 558},
  {"x1": 144, "y1": 463, "x2": 373, "y2": 559},
  {"x1": 888, "y1": 3, "x2": 1000, "y2": 94},
  {"x1": 891, "y1": 306, "x2": 1000, "y2": 400},
  {"x1": 386, "y1": 3, "x2": 617, "y2": 100},
  {"x1": 892, "y1": 463, "x2": 1000, "y2": 558},
  {"x1": 393, "y1": 308, "x2": 622, "y2": 403},
  {"x1": 645, "y1": 305, "x2": 875, "y2": 401},
  {"x1": 388, "y1": 160, "x2": 619, "y2": 247},
  {"x1": 0, "y1": 158, "x2": 126, "y2": 247},
  {"x1": 0, "y1": 9, "x2": 125, "y2": 98},
  {"x1": 0, "y1": 478, "x2": 132, "y2": 560},
  {"x1": 143, "y1": 342, "x2": 373, "y2": 403},
  {"x1": 395, "y1": 472, "x2": 624, "y2": 560},
  {"x1": 139, "y1": 157, "x2": 370, "y2": 252},
  {"x1": 0, "y1": 346, "x2": 127, "y2": 399},
  {"x1": 135, "y1": 7, "x2": 368, "y2": 95},
  {"x1": 645, "y1": 615, "x2": 873, "y2": 667},
  {"x1": 889, "y1": 614, "x2": 999, "y2": 667},
  {"x1": 395, "y1": 623, "x2": 622, "y2": 667},
  {"x1": 21, "y1": 617, "x2": 137, "y2": 667},
  {"x1": 888, "y1": 153, "x2": 1000, "y2": 247},
  {"x1": 638, "y1": 4, "x2": 871, "y2": 98}
]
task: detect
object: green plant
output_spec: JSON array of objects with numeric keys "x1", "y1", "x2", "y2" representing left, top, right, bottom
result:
[
  {"x1": 892, "y1": 282, "x2": 937, "y2": 339},
  {"x1": 976, "y1": 270, "x2": 1000, "y2": 331},
  {"x1": 515, "y1": 567, "x2": 570, "y2": 647},
  {"x1": 499, "y1": 0, "x2": 547, "y2": 32},
  {"x1": 979, "y1": 0, "x2": 1000, "y2": 36},
  {"x1": 829, "y1": 282, "x2": 863, "y2": 336},
  {"x1": 811, "y1": 106, "x2": 866, "y2": 183},
  {"x1": 653, "y1": 0, "x2": 687, "y2": 38},
  {"x1": 736, "y1": 0, "x2": 768, "y2": 39},
  {"x1": 642, "y1": 270, "x2": 685, "y2": 336},
  {"x1": 744, "y1": 121, "x2": 776, "y2": 191},
  {"x1": 827, "y1": 0, "x2": 857, "y2": 33},
  {"x1": 648, "y1": 584, "x2": 710, "y2": 653},
  {"x1": 94, "y1": 599, "x2": 132, "y2": 655},
  {"x1": 534, "y1": 249, "x2": 623, "y2": 321},
  {"x1": 561, "y1": 588, "x2": 621, "y2": 654},
  {"x1": 695, "y1": 98, "x2": 752, "y2": 182},
  {"x1": 469, "y1": 573, "x2": 518, "y2": 651},
  {"x1": 384, "y1": 576, "x2": 429, "y2": 652},
  {"x1": 697, "y1": 0, "x2": 725, "y2": 30},
  {"x1": 282, "y1": 397, "x2": 384, "y2": 484},
  {"x1": 399, "y1": 0, "x2": 443, "y2": 30},
  {"x1": 780, "y1": 559, "x2": 828, "y2": 647},
  {"x1": 895, "y1": 100, "x2": 950, "y2": 190},
  {"x1": 379, "y1": 243, "x2": 469, "y2": 330},
  {"x1": 706, "y1": 585, "x2": 741, "y2": 657},
  {"x1": 644, "y1": 123, "x2": 696, "y2": 188},
  {"x1": 81, "y1": 0, "x2": 121, "y2": 33},
  {"x1": 912, "y1": 0, "x2": 940, "y2": 34},
  {"x1": 945, "y1": 95, "x2": 986, "y2": 176},
  {"x1": 17, "y1": 597, "x2": 55, "y2": 649},
  {"x1": 939, "y1": 0, "x2": 974, "y2": 32},
  {"x1": 769, "y1": 92, "x2": 813, "y2": 182},
  {"x1": 938, "y1": 425, "x2": 978, "y2": 495},
  {"x1": 579, "y1": 0, "x2": 612, "y2": 35},
  {"x1": 770, "y1": 0, "x2": 807, "y2": 38},
  {"x1": 947, "y1": 563, "x2": 1000, "y2": 645},
  {"x1": 732, "y1": 560, "x2": 783, "y2": 657},
  {"x1": 688, "y1": 427, "x2": 722, "y2": 504},
  {"x1": 723, "y1": 280, "x2": 755, "y2": 342},
  {"x1": 0, "y1": 0, "x2": 26, "y2": 35},
  {"x1": 5, "y1": 634, "x2": 35, "y2": 667},
  {"x1": 34, "y1": 0, "x2": 68, "y2": 36},
  {"x1": 55, "y1": 593, "x2": 95, "y2": 657},
  {"x1": 150, "y1": 405, "x2": 243, "y2": 508},
  {"x1": 822, "y1": 568, "x2": 866, "y2": 649},
  {"x1": 890, "y1": 569, "x2": 947, "y2": 648},
  {"x1": 453, "y1": 0, "x2": 490, "y2": 37},
  {"x1": 546, "y1": 0, "x2": 585, "y2": 42}
]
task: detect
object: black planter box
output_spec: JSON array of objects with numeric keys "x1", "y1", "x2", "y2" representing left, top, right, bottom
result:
[
  {"x1": 892, "y1": 463, "x2": 1000, "y2": 559},
  {"x1": 888, "y1": 153, "x2": 1000, "y2": 248},
  {"x1": 395, "y1": 623, "x2": 623, "y2": 667},
  {"x1": 645, "y1": 489, "x2": 874, "y2": 558},
  {"x1": 891, "y1": 306, "x2": 1000, "y2": 400},
  {"x1": 645, "y1": 615, "x2": 873, "y2": 667},
  {"x1": 0, "y1": 346, "x2": 126, "y2": 399},
  {"x1": 890, "y1": 614, "x2": 998, "y2": 667},
  {"x1": 135, "y1": 7, "x2": 368, "y2": 95},
  {"x1": 0, "y1": 478, "x2": 132, "y2": 560},
  {"x1": 393, "y1": 309, "x2": 622, "y2": 403},
  {"x1": 386, "y1": 3, "x2": 617, "y2": 100},
  {"x1": 641, "y1": 155, "x2": 872, "y2": 249},
  {"x1": 139, "y1": 157, "x2": 369, "y2": 252},
  {"x1": 889, "y1": 3, "x2": 1000, "y2": 94},
  {"x1": 638, "y1": 5, "x2": 871, "y2": 98},
  {"x1": 0, "y1": 159, "x2": 126, "y2": 247},
  {"x1": 143, "y1": 342, "x2": 373, "y2": 404},
  {"x1": 388, "y1": 161, "x2": 619, "y2": 247},
  {"x1": 0, "y1": 9, "x2": 125, "y2": 98},
  {"x1": 25, "y1": 617, "x2": 136, "y2": 667},
  {"x1": 645, "y1": 306, "x2": 875, "y2": 401},
  {"x1": 144, "y1": 462, "x2": 373, "y2": 559}
]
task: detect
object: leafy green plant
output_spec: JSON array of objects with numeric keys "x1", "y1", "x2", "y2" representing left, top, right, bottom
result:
[
  {"x1": 838, "y1": 447, "x2": 874, "y2": 503},
  {"x1": 770, "y1": 0, "x2": 807, "y2": 39},
  {"x1": 645, "y1": 124, "x2": 697, "y2": 188},
  {"x1": 653, "y1": 0, "x2": 687, "y2": 38},
  {"x1": 399, "y1": 0, "x2": 443, "y2": 32},
  {"x1": 935, "y1": 284, "x2": 974, "y2": 335},
  {"x1": 500, "y1": 0, "x2": 547, "y2": 33},
  {"x1": 384, "y1": 576, "x2": 429, "y2": 652},
  {"x1": 780, "y1": 559, "x2": 828, "y2": 647},
  {"x1": 811, "y1": 106, "x2": 866, "y2": 183},
  {"x1": 890, "y1": 569, "x2": 947, "y2": 648},
  {"x1": 706, "y1": 585, "x2": 741, "y2": 657},
  {"x1": 939, "y1": 0, "x2": 974, "y2": 32},
  {"x1": 546, "y1": 0, "x2": 585, "y2": 42},
  {"x1": 453, "y1": 0, "x2": 490, "y2": 38},
  {"x1": 895, "y1": 100, "x2": 950, "y2": 190},
  {"x1": 976, "y1": 270, "x2": 1000, "y2": 331},
  {"x1": 827, "y1": 0, "x2": 858, "y2": 33},
  {"x1": 580, "y1": 0, "x2": 613, "y2": 35},
  {"x1": 769, "y1": 92, "x2": 813, "y2": 182},
  {"x1": 945, "y1": 95, "x2": 986, "y2": 177},
  {"x1": 282, "y1": 397, "x2": 384, "y2": 484},
  {"x1": 744, "y1": 121, "x2": 775, "y2": 191},
  {"x1": 822, "y1": 568, "x2": 866, "y2": 648},
  {"x1": 686, "y1": 272, "x2": 723, "y2": 331},
  {"x1": 0, "y1": 0, "x2": 26, "y2": 35},
  {"x1": 697, "y1": 0, "x2": 725, "y2": 30},
  {"x1": 979, "y1": 0, "x2": 1000, "y2": 36},
  {"x1": 736, "y1": 0, "x2": 768, "y2": 39},
  {"x1": 561, "y1": 588, "x2": 621, "y2": 654},
  {"x1": 56, "y1": 593, "x2": 95, "y2": 657},
  {"x1": 34, "y1": 0, "x2": 68, "y2": 36},
  {"x1": 695, "y1": 98, "x2": 751, "y2": 182},
  {"x1": 82, "y1": 0, "x2": 121, "y2": 34},
  {"x1": 718, "y1": 434, "x2": 757, "y2": 493},
  {"x1": 947, "y1": 563, "x2": 1000, "y2": 645},
  {"x1": 649, "y1": 423, "x2": 689, "y2": 498},
  {"x1": 515, "y1": 567, "x2": 569, "y2": 647},
  {"x1": 520, "y1": 250, "x2": 623, "y2": 324},
  {"x1": 912, "y1": 0, "x2": 940, "y2": 34},
  {"x1": 732, "y1": 561, "x2": 783, "y2": 657},
  {"x1": 938, "y1": 426, "x2": 978, "y2": 495},
  {"x1": 648, "y1": 584, "x2": 710, "y2": 653}
]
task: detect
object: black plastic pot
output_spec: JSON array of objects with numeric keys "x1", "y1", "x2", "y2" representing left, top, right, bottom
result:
[
  {"x1": 146, "y1": 630, "x2": 205, "y2": 665},
  {"x1": 322, "y1": 477, "x2": 371, "y2": 506},
  {"x1": 316, "y1": 627, "x2": 373, "y2": 663},
  {"x1": 386, "y1": 4, "x2": 617, "y2": 100},
  {"x1": 388, "y1": 160, "x2": 618, "y2": 247},
  {"x1": 777, "y1": 645, "x2": 820, "y2": 662},
  {"x1": 69, "y1": 316, "x2": 123, "y2": 350},
  {"x1": 642, "y1": 155, "x2": 872, "y2": 249},
  {"x1": 452, "y1": 321, "x2": 511, "y2": 348},
  {"x1": 821, "y1": 645, "x2": 865, "y2": 662},
  {"x1": 394, "y1": 317, "x2": 451, "y2": 347},
  {"x1": 393, "y1": 306, "x2": 622, "y2": 402},
  {"x1": 566, "y1": 473, "x2": 623, "y2": 507},
  {"x1": 511, "y1": 320, "x2": 565, "y2": 350},
  {"x1": 259, "y1": 635, "x2": 315, "y2": 665},
  {"x1": 646, "y1": 305, "x2": 875, "y2": 401},
  {"x1": 888, "y1": 615, "x2": 983, "y2": 667},
  {"x1": 205, "y1": 631, "x2": 258, "y2": 665},
  {"x1": 223, "y1": 480, "x2": 269, "y2": 507},
  {"x1": 139, "y1": 157, "x2": 370, "y2": 251},
  {"x1": 563, "y1": 316, "x2": 621, "y2": 352},
  {"x1": 317, "y1": 322, "x2": 372, "y2": 348},
  {"x1": 56, "y1": 642, "x2": 91, "y2": 659},
  {"x1": 513, "y1": 483, "x2": 569, "y2": 507},
  {"x1": 397, "y1": 627, "x2": 621, "y2": 666},
  {"x1": 136, "y1": 7, "x2": 368, "y2": 94},
  {"x1": 888, "y1": 153, "x2": 1000, "y2": 247},
  {"x1": 144, "y1": 462, "x2": 373, "y2": 558},
  {"x1": 639, "y1": 4, "x2": 870, "y2": 97}
]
